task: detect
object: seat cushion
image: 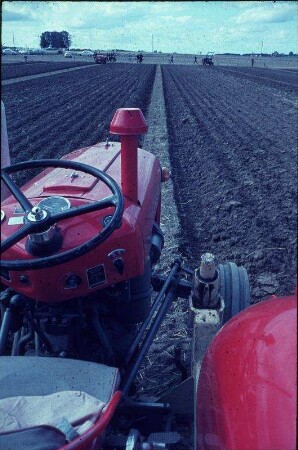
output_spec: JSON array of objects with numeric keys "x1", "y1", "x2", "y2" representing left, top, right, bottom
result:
[
  {"x1": 0, "y1": 356, "x2": 120, "y2": 403},
  {"x1": 0, "y1": 390, "x2": 105, "y2": 433}
]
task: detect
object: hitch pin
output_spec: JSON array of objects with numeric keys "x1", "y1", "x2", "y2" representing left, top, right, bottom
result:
[{"x1": 192, "y1": 253, "x2": 220, "y2": 309}]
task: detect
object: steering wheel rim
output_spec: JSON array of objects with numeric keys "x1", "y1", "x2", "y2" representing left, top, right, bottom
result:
[{"x1": 1, "y1": 159, "x2": 124, "y2": 270}]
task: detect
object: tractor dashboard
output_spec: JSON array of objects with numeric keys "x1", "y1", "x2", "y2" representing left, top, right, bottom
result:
[
  {"x1": 1, "y1": 196, "x2": 145, "y2": 302},
  {"x1": 1, "y1": 141, "x2": 162, "y2": 303}
]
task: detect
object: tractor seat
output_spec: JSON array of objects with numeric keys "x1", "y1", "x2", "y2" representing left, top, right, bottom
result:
[
  {"x1": 0, "y1": 356, "x2": 120, "y2": 402},
  {"x1": 0, "y1": 357, "x2": 120, "y2": 450}
]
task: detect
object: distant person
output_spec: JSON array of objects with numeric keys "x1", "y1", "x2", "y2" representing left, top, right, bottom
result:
[
  {"x1": 170, "y1": 54, "x2": 174, "y2": 64},
  {"x1": 251, "y1": 56, "x2": 255, "y2": 67},
  {"x1": 194, "y1": 55, "x2": 198, "y2": 64},
  {"x1": 137, "y1": 53, "x2": 143, "y2": 63},
  {"x1": 24, "y1": 55, "x2": 28, "y2": 63}
]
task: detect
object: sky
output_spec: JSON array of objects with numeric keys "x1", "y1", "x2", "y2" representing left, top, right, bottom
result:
[{"x1": 1, "y1": 1, "x2": 298, "y2": 54}]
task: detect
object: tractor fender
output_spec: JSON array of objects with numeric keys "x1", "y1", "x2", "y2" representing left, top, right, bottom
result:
[{"x1": 196, "y1": 292, "x2": 297, "y2": 450}]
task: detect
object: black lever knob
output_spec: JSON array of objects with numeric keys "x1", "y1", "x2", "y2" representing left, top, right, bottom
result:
[{"x1": 113, "y1": 258, "x2": 124, "y2": 275}]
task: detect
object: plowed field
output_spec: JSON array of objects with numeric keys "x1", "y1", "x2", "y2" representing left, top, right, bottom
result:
[
  {"x1": 1, "y1": 60, "x2": 94, "y2": 80},
  {"x1": 162, "y1": 64, "x2": 297, "y2": 300},
  {"x1": 2, "y1": 64, "x2": 156, "y2": 186}
]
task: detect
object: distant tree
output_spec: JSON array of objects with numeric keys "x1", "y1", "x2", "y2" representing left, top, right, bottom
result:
[
  {"x1": 61, "y1": 31, "x2": 71, "y2": 50},
  {"x1": 40, "y1": 31, "x2": 71, "y2": 49},
  {"x1": 53, "y1": 31, "x2": 61, "y2": 48},
  {"x1": 289, "y1": 51, "x2": 294, "y2": 56},
  {"x1": 40, "y1": 31, "x2": 51, "y2": 48}
]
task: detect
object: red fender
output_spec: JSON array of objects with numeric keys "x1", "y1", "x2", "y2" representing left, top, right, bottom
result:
[{"x1": 196, "y1": 292, "x2": 297, "y2": 450}]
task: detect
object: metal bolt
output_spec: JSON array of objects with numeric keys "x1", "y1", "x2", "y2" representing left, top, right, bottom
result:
[
  {"x1": 19, "y1": 275, "x2": 29, "y2": 284},
  {"x1": 32, "y1": 207, "x2": 39, "y2": 213},
  {"x1": 31, "y1": 206, "x2": 48, "y2": 222}
]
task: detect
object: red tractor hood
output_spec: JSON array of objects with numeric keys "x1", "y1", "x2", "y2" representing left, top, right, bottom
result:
[
  {"x1": 1, "y1": 142, "x2": 162, "y2": 302},
  {"x1": 16, "y1": 143, "x2": 146, "y2": 202}
]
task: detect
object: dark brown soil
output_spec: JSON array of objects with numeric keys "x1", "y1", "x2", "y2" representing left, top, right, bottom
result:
[
  {"x1": 161, "y1": 64, "x2": 297, "y2": 302},
  {"x1": 214, "y1": 66, "x2": 298, "y2": 92},
  {"x1": 1, "y1": 60, "x2": 95, "y2": 80}
]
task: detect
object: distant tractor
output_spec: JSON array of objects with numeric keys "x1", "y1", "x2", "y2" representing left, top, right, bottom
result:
[
  {"x1": 93, "y1": 52, "x2": 107, "y2": 64},
  {"x1": 202, "y1": 52, "x2": 214, "y2": 66}
]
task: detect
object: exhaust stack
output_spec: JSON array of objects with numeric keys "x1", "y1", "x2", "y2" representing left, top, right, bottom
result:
[
  {"x1": 110, "y1": 108, "x2": 148, "y2": 204},
  {"x1": 1, "y1": 101, "x2": 11, "y2": 201}
]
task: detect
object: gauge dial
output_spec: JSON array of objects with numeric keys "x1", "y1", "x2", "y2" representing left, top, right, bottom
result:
[{"x1": 37, "y1": 196, "x2": 71, "y2": 214}]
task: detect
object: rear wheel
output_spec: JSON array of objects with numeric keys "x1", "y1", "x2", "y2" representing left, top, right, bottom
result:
[{"x1": 218, "y1": 262, "x2": 250, "y2": 324}]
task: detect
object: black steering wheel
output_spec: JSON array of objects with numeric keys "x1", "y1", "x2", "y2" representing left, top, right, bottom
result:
[{"x1": 1, "y1": 159, "x2": 124, "y2": 270}]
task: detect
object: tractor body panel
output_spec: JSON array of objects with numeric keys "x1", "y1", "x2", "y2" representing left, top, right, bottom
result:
[
  {"x1": 1, "y1": 142, "x2": 162, "y2": 302},
  {"x1": 196, "y1": 294, "x2": 297, "y2": 450}
]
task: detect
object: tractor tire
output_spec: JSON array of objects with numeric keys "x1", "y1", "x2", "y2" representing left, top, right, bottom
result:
[{"x1": 218, "y1": 262, "x2": 250, "y2": 324}]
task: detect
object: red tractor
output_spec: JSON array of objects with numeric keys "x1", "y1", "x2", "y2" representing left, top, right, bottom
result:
[
  {"x1": 202, "y1": 52, "x2": 214, "y2": 66},
  {"x1": 0, "y1": 104, "x2": 296, "y2": 449},
  {"x1": 93, "y1": 52, "x2": 107, "y2": 64}
]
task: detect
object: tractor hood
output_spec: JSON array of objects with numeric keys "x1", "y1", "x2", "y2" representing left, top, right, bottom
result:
[
  {"x1": 1, "y1": 142, "x2": 162, "y2": 302},
  {"x1": 15, "y1": 142, "x2": 150, "y2": 205}
]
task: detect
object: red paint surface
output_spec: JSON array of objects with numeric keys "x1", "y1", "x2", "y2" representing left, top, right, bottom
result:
[
  {"x1": 110, "y1": 108, "x2": 148, "y2": 135},
  {"x1": 119, "y1": 135, "x2": 139, "y2": 204},
  {"x1": 196, "y1": 293, "x2": 297, "y2": 450},
  {"x1": 1, "y1": 142, "x2": 161, "y2": 302},
  {"x1": 110, "y1": 108, "x2": 148, "y2": 203}
]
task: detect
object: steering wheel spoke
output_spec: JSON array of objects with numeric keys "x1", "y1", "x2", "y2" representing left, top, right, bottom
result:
[
  {"x1": 50, "y1": 195, "x2": 117, "y2": 223},
  {"x1": 1, "y1": 222, "x2": 34, "y2": 254},
  {"x1": 1, "y1": 170, "x2": 33, "y2": 212}
]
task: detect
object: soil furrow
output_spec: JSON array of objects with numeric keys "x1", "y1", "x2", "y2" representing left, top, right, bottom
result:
[{"x1": 161, "y1": 64, "x2": 297, "y2": 301}]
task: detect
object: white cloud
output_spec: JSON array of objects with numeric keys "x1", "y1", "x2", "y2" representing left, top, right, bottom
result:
[
  {"x1": 234, "y1": 1, "x2": 272, "y2": 9},
  {"x1": 175, "y1": 16, "x2": 192, "y2": 24},
  {"x1": 236, "y1": 3, "x2": 297, "y2": 24}
]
